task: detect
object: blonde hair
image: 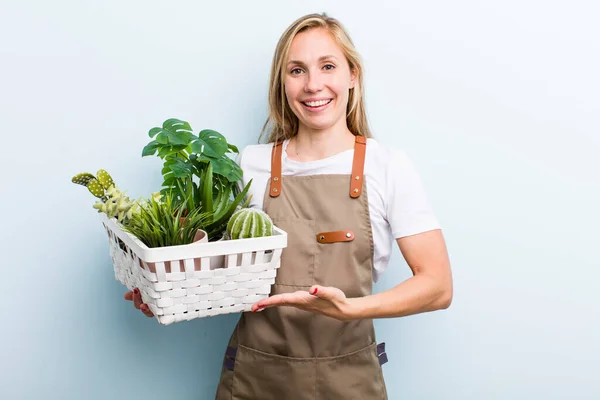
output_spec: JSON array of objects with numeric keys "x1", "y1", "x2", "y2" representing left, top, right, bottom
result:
[{"x1": 260, "y1": 13, "x2": 372, "y2": 143}]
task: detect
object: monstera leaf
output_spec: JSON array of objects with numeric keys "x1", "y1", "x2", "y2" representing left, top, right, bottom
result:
[{"x1": 190, "y1": 129, "x2": 228, "y2": 159}]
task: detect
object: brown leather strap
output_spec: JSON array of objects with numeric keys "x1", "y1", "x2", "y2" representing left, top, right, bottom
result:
[
  {"x1": 316, "y1": 230, "x2": 355, "y2": 244},
  {"x1": 350, "y1": 136, "x2": 367, "y2": 198},
  {"x1": 270, "y1": 142, "x2": 283, "y2": 197}
]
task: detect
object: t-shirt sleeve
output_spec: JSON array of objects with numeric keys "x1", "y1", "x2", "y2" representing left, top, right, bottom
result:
[{"x1": 385, "y1": 149, "x2": 441, "y2": 238}]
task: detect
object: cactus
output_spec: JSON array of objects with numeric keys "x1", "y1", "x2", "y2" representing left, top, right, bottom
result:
[
  {"x1": 87, "y1": 179, "x2": 106, "y2": 198},
  {"x1": 72, "y1": 169, "x2": 141, "y2": 223},
  {"x1": 96, "y1": 169, "x2": 114, "y2": 189},
  {"x1": 226, "y1": 208, "x2": 273, "y2": 240},
  {"x1": 72, "y1": 173, "x2": 96, "y2": 186},
  {"x1": 92, "y1": 186, "x2": 140, "y2": 222}
]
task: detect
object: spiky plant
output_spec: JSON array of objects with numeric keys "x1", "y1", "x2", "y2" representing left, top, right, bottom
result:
[
  {"x1": 226, "y1": 208, "x2": 273, "y2": 240},
  {"x1": 122, "y1": 192, "x2": 210, "y2": 248}
]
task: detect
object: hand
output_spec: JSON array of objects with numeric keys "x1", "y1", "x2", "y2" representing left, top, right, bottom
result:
[
  {"x1": 124, "y1": 288, "x2": 154, "y2": 318},
  {"x1": 251, "y1": 285, "x2": 357, "y2": 321}
]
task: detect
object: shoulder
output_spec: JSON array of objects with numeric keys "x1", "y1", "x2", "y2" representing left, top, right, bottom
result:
[
  {"x1": 236, "y1": 143, "x2": 274, "y2": 173},
  {"x1": 364, "y1": 138, "x2": 412, "y2": 171}
]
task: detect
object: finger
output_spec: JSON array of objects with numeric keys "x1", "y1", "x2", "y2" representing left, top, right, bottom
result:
[
  {"x1": 253, "y1": 292, "x2": 306, "y2": 311},
  {"x1": 252, "y1": 294, "x2": 286, "y2": 311},
  {"x1": 309, "y1": 285, "x2": 339, "y2": 302},
  {"x1": 132, "y1": 288, "x2": 142, "y2": 309},
  {"x1": 124, "y1": 291, "x2": 134, "y2": 301},
  {"x1": 140, "y1": 303, "x2": 154, "y2": 318}
]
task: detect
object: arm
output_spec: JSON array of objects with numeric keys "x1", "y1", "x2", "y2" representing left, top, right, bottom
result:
[
  {"x1": 252, "y1": 229, "x2": 453, "y2": 321},
  {"x1": 347, "y1": 229, "x2": 453, "y2": 320}
]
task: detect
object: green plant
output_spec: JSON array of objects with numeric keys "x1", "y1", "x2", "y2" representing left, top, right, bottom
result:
[
  {"x1": 141, "y1": 118, "x2": 252, "y2": 240},
  {"x1": 122, "y1": 192, "x2": 210, "y2": 248},
  {"x1": 226, "y1": 208, "x2": 274, "y2": 240},
  {"x1": 72, "y1": 170, "x2": 141, "y2": 223}
]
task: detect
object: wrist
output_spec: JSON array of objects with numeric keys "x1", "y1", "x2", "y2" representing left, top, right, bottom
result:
[{"x1": 344, "y1": 297, "x2": 367, "y2": 321}]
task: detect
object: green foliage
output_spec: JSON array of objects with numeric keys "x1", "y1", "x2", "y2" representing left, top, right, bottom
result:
[
  {"x1": 122, "y1": 192, "x2": 211, "y2": 248},
  {"x1": 72, "y1": 170, "x2": 141, "y2": 223},
  {"x1": 142, "y1": 118, "x2": 252, "y2": 240}
]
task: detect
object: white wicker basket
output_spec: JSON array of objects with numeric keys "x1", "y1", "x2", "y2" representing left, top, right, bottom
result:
[{"x1": 100, "y1": 214, "x2": 287, "y2": 325}]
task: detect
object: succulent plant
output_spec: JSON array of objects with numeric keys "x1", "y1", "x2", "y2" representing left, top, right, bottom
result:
[
  {"x1": 226, "y1": 208, "x2": 273, "y2": 240},
  {"x1": 92, "y1": 186, "x2": 141, "y2": 223},
  {"x1": 71, "y1": 172, "x2": 96, "y2": 186},
  {"x1": 96, "y1": 169, "x2": 114, "y2": 189},
  {"x1": 72, "y1": 170, "x2": 141, "y2": 223}
]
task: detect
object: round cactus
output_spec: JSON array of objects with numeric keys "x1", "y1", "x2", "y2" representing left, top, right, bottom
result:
[{"x1": 226, "y1": 208, "x2": 273, "y2": 240}]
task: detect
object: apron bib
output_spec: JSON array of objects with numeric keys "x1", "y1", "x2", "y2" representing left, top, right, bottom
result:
[{"x1": 216, "y1": 136, "x2": 388, "y2": 399}]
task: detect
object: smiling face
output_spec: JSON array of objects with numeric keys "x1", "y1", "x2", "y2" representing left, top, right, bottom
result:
[{"x1": 284, "y1": 27, "x2": 356, "y2": 134}]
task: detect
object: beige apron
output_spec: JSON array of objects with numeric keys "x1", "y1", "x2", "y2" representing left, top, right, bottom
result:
[{"x1": 216, "y1": 136, "x2": 388, "y2": 399}]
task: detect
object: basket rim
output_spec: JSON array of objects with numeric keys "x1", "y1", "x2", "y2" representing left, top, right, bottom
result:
[{"x1": 100, "y1": 213, "x2": 287, "y2": 263}]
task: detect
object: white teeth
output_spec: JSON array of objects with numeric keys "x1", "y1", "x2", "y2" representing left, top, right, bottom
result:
[{"x1": 304, "y1": 99, "x2": 331, "y2": 107}]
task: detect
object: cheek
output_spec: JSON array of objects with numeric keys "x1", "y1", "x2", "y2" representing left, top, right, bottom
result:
[
  {"x1": 284, "y1": 80, "x2": 301, "y2": 100},
  {"x1": 329, "y1": 76, "x2": 352, "y2": 98}
]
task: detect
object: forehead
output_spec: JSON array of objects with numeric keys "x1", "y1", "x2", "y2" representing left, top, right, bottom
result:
[{"x1": 287, "y1": 27, "x2": 345, "y2": 62}]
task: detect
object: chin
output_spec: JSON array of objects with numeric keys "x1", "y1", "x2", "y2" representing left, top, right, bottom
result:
[
  {"x1": 300, "y1": 119, "x2": 337, "y2": 132},
  {"x1": 295, "y1": 111, "x2": 344, "y2": 132}
]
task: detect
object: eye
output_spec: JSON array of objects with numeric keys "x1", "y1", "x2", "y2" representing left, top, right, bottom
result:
[
  {"x1": 323, "y1": 64, "x2": 336, "y2": 71},
  {"x1": 290, "y1": 68, "x2": 303, "y2": 75}
]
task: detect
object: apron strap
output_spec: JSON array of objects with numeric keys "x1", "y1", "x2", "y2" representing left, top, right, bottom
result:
[
  {"x1": 350, "y1": 136, "x2": 367, "y2": 198},
  {"x1": 269, "y1": 141, "x2": 283, "y2": 197},
  {"x1": 269, "y1": 136, "x2": 367, "y2": 199}
]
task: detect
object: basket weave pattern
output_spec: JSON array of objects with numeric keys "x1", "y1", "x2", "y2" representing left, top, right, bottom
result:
[{"x1": 101, "y1": 215, "x2": 285, "y2": 325}]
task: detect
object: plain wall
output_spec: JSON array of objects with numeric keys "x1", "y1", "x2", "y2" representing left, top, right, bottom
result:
[{"x1": 1, "y1": 0, "x2": 598, "y2": 399}]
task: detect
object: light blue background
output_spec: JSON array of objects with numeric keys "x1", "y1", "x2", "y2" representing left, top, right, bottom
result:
[{"x1": 1, "y1": 1, "x2": 599, "y2": 399}]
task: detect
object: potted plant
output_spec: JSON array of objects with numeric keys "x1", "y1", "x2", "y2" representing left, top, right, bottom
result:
[
  {"x1": 72, "y1": 118, "x2": 287, "y2": 325},
  {"x1": 141, "y1": 118, "x2": 252, "y2": 241}
]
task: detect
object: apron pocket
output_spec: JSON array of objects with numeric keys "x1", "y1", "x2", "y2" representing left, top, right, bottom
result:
[
  {"x1": 231, "y1": 344, "x2": 315, "y2": 400},
  {"x1": 316, "y1": 342, "x2": 387, "y2": 400},
  {"x1": 270, "y1": 217, "x2": 316, "y2": 287}
]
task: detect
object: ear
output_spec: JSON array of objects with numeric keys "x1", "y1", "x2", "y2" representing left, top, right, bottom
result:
[{"x1": 349, "y1": 67, "x2": 357, "y2": 89}]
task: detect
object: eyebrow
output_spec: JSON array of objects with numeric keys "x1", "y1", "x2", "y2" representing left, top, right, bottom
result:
[{"x1": 287, "y1": 55, "x2": 338, "y2": 66}]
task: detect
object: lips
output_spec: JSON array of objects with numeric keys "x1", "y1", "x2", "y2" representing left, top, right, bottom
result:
[{"x1": 302, "y1": 98, "x2": 333, "y2": 108}]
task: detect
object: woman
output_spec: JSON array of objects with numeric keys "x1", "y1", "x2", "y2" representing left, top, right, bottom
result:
[{"x1": 126, "y1": 13, "x2": 452, "y2": 399}]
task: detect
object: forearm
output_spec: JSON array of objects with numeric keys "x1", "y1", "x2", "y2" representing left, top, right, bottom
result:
[{"x1": 347, "y1": 274, "x2": 452, "y2": 320}]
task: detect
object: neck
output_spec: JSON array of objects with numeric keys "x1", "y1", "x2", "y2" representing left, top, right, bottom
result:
[{"x1": 288, "y1": 121, "x2": 355, "y2": 162}]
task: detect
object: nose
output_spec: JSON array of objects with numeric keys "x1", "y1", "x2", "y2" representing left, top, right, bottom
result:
[{"x1": 304, "y1": 70, "x2": 324, "y2": 93}]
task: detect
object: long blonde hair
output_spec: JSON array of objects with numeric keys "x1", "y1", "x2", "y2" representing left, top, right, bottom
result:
[{"x1": 260, "y1": 13, "x2": 372, "y2": 143}]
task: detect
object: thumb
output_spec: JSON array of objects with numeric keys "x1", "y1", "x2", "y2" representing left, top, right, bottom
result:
[{"x1": 309, "y1": 285, "x2": 337, "y2": 301}]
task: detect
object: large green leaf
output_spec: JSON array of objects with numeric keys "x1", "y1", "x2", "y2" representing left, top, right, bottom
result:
[
  {"x1": 158, "y1": 145, "x2": 173, "y2": 158},
  {"x1": 159, "y1": 144, "x2": 187, "y2": 159},
  {"x1": 149, "y1": 119, "x2": 195, "y2": 146},
  {"x1": 227, "y1": 143, "x2": 239, "y2": 153},
  {"x1": 142, "y1": 140, "x2": 160, "y2": 157},
  {"x1": 190, "y1": 129, "x2": 228, "y2": 158},
  {"x1": 213, "y1": 183, "x2": 232, "y2": 216},
  {"x1": 217, "y1": 157, "x2": 243, "y2": 182},
  {"x1": 210, "y1": 179, "x2": 252, "y2": 229},
  {"x1": 192, "y1": 154, "x2": 242, "y2": 182},
  {"x1": 199, "y1": 163, "x2": 214, "y2": 215},
  {"x1": 209, "y1": 157, "x2": 234, "y2": 178},
  {"x1": 167, "y1": 158, "x2": 193, "y2": 178}
]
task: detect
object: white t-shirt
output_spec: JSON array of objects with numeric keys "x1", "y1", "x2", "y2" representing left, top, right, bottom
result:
[{"x1": 236, "y1": 138, "x2": 440, "y2": 282}]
